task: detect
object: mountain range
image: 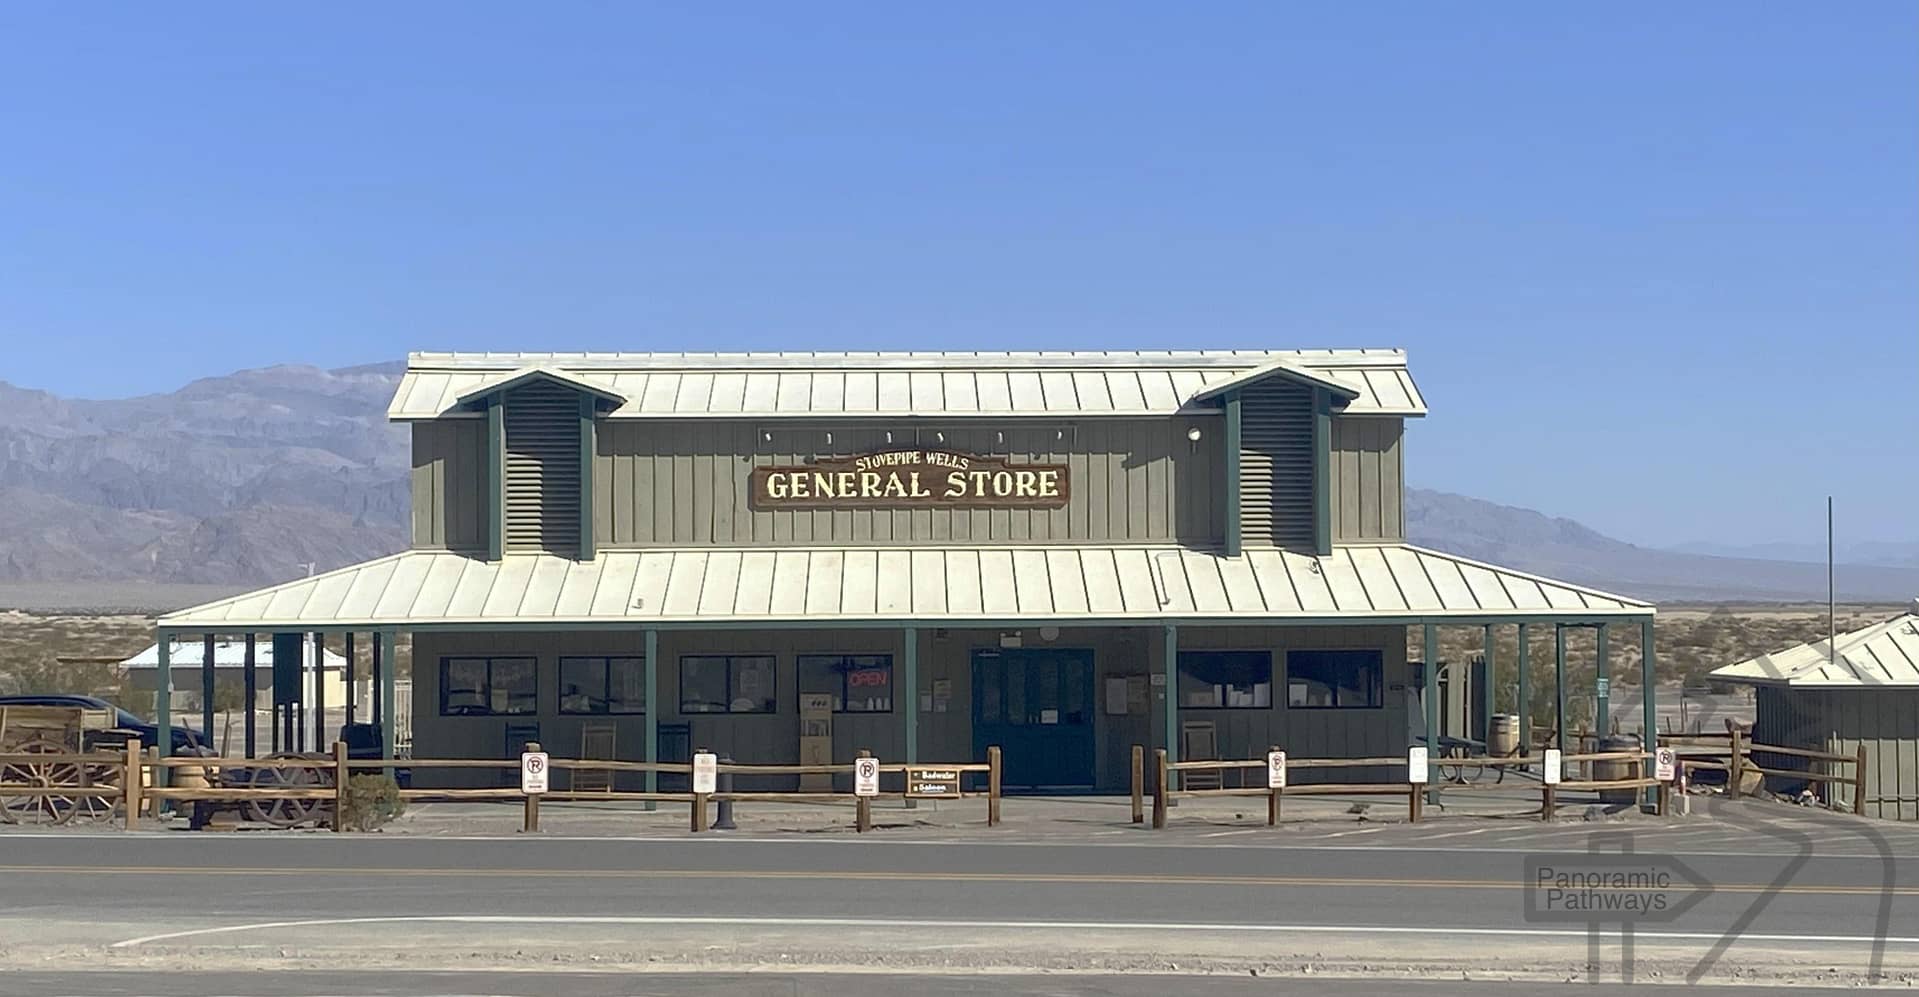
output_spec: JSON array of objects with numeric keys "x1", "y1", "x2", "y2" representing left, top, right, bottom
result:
[{"x1": 2, "y1": 362, "x2": 1915, "y2": 605}]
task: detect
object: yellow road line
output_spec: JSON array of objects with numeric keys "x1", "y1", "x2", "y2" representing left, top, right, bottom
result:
[{"x1": 0, "y1": 865, "x2": 1907, "y2": 897}]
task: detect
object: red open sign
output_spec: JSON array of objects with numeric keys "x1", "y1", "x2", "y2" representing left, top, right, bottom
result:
[{"x1": 848, "y1": 668, "x2": 890, "y2": 688}]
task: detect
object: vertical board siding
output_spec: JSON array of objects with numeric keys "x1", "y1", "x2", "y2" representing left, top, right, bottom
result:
[
  {"x1": 1239, "y1": 382, "x2": 1315, "y2": 549},
  {"x1": 411, "y1": 421, "x2": 487, "y2": 551},
  {"x1": 1329, "y1": 417, "x2": 1405, "y2": 542},
  {"x1": 591, "y1": 419, "x2": 1222, "y2": 547},
  {"x1": 503, "y1": 383, "x2": 584, "y2": 553}
]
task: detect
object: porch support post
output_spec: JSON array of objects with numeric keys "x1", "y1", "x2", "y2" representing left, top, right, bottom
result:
[
  {"x1": 903, "y1": 627, "x2": 919, "y2": 765},
  {"x1": 378, "y1": 631, "x2": 397, "y2": 765},
  {"x1": 1595, "y1": 623, "x2": 1611, "y2": 737},
  {"x1": 1162, "y1": 623, "x2": 1179, "y2": 765},
  {"x1": 1480, "y1": 623, "x2": 1494, "y2": 746},
  {"x1": 1641, "y1": 616, "x2": 1658, "y2": 808},
  {"x1": 345, "y1": 632, "x2": 357, "y2": 727},
  {"x1": 1516, "y1": 623, "x2": 1530, "y2": 756},
  {"x1": 155, "y1": 634, "x2": 172, "y2": 789},
  {"x1": 312, "y1": 631, "x2": 326, "y2": 751},
  {"x1": 1422, "y1": 623, "x2": 1439, "y2": 803},
  {"x1": 201, "y1": 633, "x2": 216, "y2": 752},
  {"x1": 644, "y1": 628, "x2": 659, "y2": 807},
  {"x1": 1554, "y1": 624, "x2": 1568, "y2": 752},
  {"x1": 1223, "y1": 391, "x2": 1242, "y2": 557},
  {"x1": 243, "y1": 633, "x2": 258, "y2": 759}
]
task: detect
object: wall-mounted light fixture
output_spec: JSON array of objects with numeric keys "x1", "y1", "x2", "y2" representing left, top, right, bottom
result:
[
  {"x1": 996, "y1": 431, "x2": 1005, "y2": 445},
  {"x1": 885, "y1": 430, "x2": 893, "y2": 444},
  {"x1": 1187, "y1": 427, "x2": 1203, "y2": 442},
  {"x1": 763, "y1": 431, "x2": 774, "y2": 443},
  {"x1": 824, "y1": 431, "x2": 833, "y2": 445},
  {"x1": 935, "y1": 430, "x2": 945, "y2": 444}
]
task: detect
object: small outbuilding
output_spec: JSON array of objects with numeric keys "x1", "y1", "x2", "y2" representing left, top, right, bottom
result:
[
  {"x1": 1710, "y1": 605, "x2": 1919, "y2": 820},
  {"x1": 119, "y1": 638, "x2": 348, "y2": 711}
]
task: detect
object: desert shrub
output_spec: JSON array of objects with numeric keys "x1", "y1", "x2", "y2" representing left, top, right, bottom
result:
[{"x1": 341, "y1": 773, "x2": 406, "y2": 831}]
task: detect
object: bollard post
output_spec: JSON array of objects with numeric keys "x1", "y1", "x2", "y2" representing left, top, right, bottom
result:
[
  {"x1": 712, "y1": 754, "x2": 737, "y2": 831},
  {"x1": 855, "y1": 749, "x2": 872, "y2": 833},
  {"x1": 1152, "y1": 748, "x2": 1168, "y2": 829},
  {"x1": 1728, "y1": 727, "x2": 1744, "y2": 799},
  {"x1": 522, "y1": 740, "x2": 541, "y2": 834},
  {"x1": 332, "y1": 741, "x2": 350, "y2": 832},
  {"x1": 987, "y1": 745, "x2": 1002, "y2": 828},
  {"x1": 1854, "y1": 745, "x2": 1867, "y2": 816},
  {"x1": 1130, "y1": 745, "x2": 1144, "y2": 824},
  {"x1": 123, "y1": 738, "x2": 143, "y2": 830},
  {"x1": 1268, "y1": 744, "x2": 1281, "y2": 827}
]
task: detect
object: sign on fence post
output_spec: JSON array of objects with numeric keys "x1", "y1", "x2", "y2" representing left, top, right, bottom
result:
[
  {"x1": 692, "y1": 752, "x2": 718, "y2": 795},
  {"x1": 1543, "y1": 748, "x2": 1563, "y2": 785},
  {"x1": 1654, "y1": 747, "x2": 1676, "y2": 782},
  {"x1": 854, "y1": 755, "x2": 881, "y2": 797},
  {"x1": 1266, "y1": 750, "x2": 1287, "y2": 790},
  {"x1": 1407, "y1": 745, "x2": 1429, "y2": 784},
  {"x1": 520, "y1": 750, "x2": 549, "y2": 795},
  {"x1": 905, "y1": 766, "x2": 961, "y2": 799}
]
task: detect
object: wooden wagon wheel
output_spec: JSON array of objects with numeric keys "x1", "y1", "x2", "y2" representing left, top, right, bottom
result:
[
  {"x1": 67, "y1": 750, "x2": 125, "y2": 823},
  {"x1": 0, "y1": 736, "x2": 81, "y2": 825},
  {"x1": 241, "y1": 753, "x2": 335, "y2": 828}
]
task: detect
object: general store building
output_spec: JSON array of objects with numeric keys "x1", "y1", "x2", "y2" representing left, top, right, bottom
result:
[{"x1": 157, "y1": 350, "x2": 1657, "y2": 791}]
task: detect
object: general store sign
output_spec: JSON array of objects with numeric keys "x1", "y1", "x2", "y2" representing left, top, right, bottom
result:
[{"x1": 750, "y1": 449, "x2": 1069, "y2": 509}]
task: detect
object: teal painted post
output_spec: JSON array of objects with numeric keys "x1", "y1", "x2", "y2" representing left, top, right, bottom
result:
[
  {"x1": 1223, "y1": 393, "x2": 1242, "y2": 557},
  {"x1": 1162, "y1": 624, "x2": 1179, "y2": 766},
  {"x1": 1312, "y1": 389, "x2": 1331, "y2": 555},
  {"x1": 486, "y1": 397, "x2": 504, "y2": 561},
  {"x1": 1595, "y1": 623, "x2": 1611, "y2": 737},
  {"x1": 644, "y1": 629, "x2": 659, "y2": 810},
  {"x1": 1641, "y1": 617, "x2": 1658, "y2": 808},
  {"x1": 201, "y1": 633, "x2": 216, "y2": 750},
  {"x1": 903, "y1": 627, "x2": 919, "y2": 764},
  {"x1": 578, "y1": 394, "x2": 595, "y2": 561},
  {"x1": 378, "y1": 631, "x2": 396, "y2": 768},
  {"x1": 154, "y1": 634, "x2": 172, "y2": 790},
  {"x1": 1553, "y1": 625, "x2": 1568, "y2": 751},
  {"x1": 1480, "y1": 624, "x2": 1494, "y2": 746},
  {"x1": 1516, "y1": 623, "x2": 1531, "y2": 755},
  {"x1": 1422, "y1": 624, "x2": 1439, "y2": 803}
]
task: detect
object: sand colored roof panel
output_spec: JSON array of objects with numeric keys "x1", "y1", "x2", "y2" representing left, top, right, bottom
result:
[
  {"x1": 388, "y1": 350, "x2": 1426, "y2": 420},
  {"x1": 157, "y1": 545, "x2": 1647, "y2": 630},
  {"x1": 1711, "y1": 613, "x2": 1919, "y2": 688}
]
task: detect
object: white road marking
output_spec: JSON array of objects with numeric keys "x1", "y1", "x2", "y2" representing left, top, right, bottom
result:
[{"x1": 109, "y1": 915, "x2": 1919, "y2": 949}]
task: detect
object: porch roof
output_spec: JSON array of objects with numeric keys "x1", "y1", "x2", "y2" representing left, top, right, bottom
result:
[
  {"x1": 156, "y1": 543, "x2": 1650, "y2": 632},
  {"x1": 1710, "y1": 611, "x2": 1919, "y2": 688}
]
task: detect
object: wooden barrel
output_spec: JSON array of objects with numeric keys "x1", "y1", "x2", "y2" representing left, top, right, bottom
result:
[{"x1": 1489, "y1": 714, "x2": 1521, "y2": 757}]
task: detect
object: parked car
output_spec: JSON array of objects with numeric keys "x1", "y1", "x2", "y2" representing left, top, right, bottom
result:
[{"x1": 0, "y1": 694, "x2": 207, "y2": 753}]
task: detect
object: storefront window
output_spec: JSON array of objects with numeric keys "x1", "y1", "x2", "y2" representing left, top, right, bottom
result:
[
  {"x1": 440, "y1": 656, "x2": 537, "y2": 716},
  {"x1": 1286, "y1": 650, "x2": 1383, "y2": 709},
  {"x1": 1177, "y1": 651, "x2": 1273, "y2": 709},
  {"x1": 680, "y1": 655, "x2": 777, "y2": 714},
  {"x1": 559, "y1": 656, "x2": 645, "y2": 714},
  {"x1": 797, "y1": 654, "x2": 893, "y2": 713}
]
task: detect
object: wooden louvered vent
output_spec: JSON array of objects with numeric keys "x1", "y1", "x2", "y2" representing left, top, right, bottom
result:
[
  {"x1": 503, "y1": 382, "x2": 581, "y2": 553},
  {"x1": 1240, "y1": 382, "x2": 1315, "y2": 549}
]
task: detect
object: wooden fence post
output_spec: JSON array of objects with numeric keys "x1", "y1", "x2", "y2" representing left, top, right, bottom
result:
[
  {"x1": 855, "y1": 749, "x2": 872, "y2": 833},
  {"x1": 1152, "y1": 748, "x2": 1168, "y2": 829},
  {"x1": 332, "y1": 741, "x2": 349, "y2": 832},
  {"x1": 1542, "y1": 783, "x2": 1555, "y2": 822},
  {"x1": 1267, "y1": 745, "x2": 1281, "y2": 827},
  {"x1": 1130, "y1": 745, "x2": 1144, "y2": 824},
  {"x1": 1408, "y1": 783, "x2": 1421, "y2": 824},
  {"x1": 1854, "y1": 744, "x2": 1867, "y2": 817},
  {"x1": 1728, "y1": 727, "x2": 1744, "y2": 799},
  {"x1": 122, "y1": 738, "x2": 142, "y2": 831},
  {"x1": 522, "y1": 740, "x2": 541, "y2": 834},
  {"x1": 987, "y1": 745, "x2": 1002, "y2": 827}
]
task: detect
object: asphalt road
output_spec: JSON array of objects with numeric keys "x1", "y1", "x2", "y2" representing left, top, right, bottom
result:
[{"x1": 0, "y1": 830, "x2": 1910, "y2": 990}]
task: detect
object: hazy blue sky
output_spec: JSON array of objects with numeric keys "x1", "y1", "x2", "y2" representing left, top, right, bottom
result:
[{"x1": 1, "y1": 5, "x2": 1913, "y2": 548}]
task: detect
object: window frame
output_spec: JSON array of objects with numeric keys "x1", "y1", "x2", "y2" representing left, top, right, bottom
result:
[
  {"x1": 796, "y1": 653, "x2": 895, "y2": 714},
  {"x1": 557, "y1": 655, "x2": 647, "y2": 715},
  {"x1": 1285, "y1": 649, "x2": 1385, "y2": 710},
  {"x1": 678, "y1": 654, "x2": 778, "y2": 715},
  {"x1": 1175, "y1": 649, "x2": 1275, "y2": 710},
  {"x1": 438, "y1": 656, "x2": 538, "y2": 717}
]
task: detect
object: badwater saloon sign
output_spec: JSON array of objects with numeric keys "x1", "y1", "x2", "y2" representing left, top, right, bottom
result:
[{"x1": 751, "y1": 449, "x2": 1070, "y2": 509}]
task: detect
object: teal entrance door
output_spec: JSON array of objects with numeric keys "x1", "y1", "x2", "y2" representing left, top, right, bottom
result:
[{"x1": 972, "y1": 648, "x2": 1096, "y2": 789}]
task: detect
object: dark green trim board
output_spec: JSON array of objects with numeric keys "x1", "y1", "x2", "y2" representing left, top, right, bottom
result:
[
  {"x1": 643, "y1": 629, "x2": 659, "y2": 802},
  {"x1": 1162, "y1": 623, "x2": 1178, "y2": 765},
  {"x1": 1224, "y1": 392, "x2": 1242, "y2": 557},
  {"x1": 903, "y1": 626, "x2": 919, "y2": 765},
  {"x1": 1594, "y1": 623, "x2": 1610, "y2": 737},
  {"x1": 485, "y1": 398, "x2": 504, "y2": 562},
  {"x1": 1640, "y1": 618, "x2": 1657, "y2": 808},
  {"x1": 578, "y1": 394, "x2": 596, "y2": 561},
  {"x1": 154, "y1": 636, "x2": 172, "y2": 786},
  {"x1": 378, "y1": 630, "x2": 397, "y2": 766},
  {"x1": 1312, "y1": 388, "x2": 1331, "y2": 555},
  {"x1": 1422, "y1": 623, "x2": 1438, "y2": 802},
  {"x1": 1554, "y1": 625, "x2": 1568, "y2": 752},
  {"x1": 1516, "y1": 622, "x2": 1531, "y2": 753},
  {"x1": 1481, "y1": 624, "x2": 1494, "y2": 745}
]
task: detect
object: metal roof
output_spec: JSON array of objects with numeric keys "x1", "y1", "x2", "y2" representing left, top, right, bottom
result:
[
  {"x1": 1710, "y1": 612, "x2": 1919, "y2": 688},
  {"x1": 387, "y1": 350, "x2": 1426, "y2": 422},
  {"x1": 156, "y1": 544, "x2": 1647, "y2": 631},
  {"x1": 119, "y1": 639, "x2": 346, "y2": 670}
]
